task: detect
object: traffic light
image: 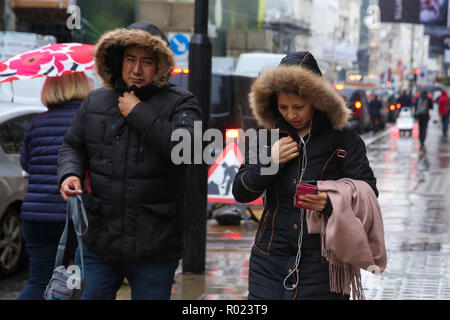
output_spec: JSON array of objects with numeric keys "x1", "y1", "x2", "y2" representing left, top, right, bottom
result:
[{"x1": 413, "y1": 69, "x2": 420, "y2": 82}]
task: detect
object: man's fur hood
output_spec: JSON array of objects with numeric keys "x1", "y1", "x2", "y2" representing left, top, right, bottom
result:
[
  {"x1": 249, "y1": 65, "x2": 352, "y2": 130},
  {"x1": 94, "y1": 24, "x2": 175, "y2": 88}
]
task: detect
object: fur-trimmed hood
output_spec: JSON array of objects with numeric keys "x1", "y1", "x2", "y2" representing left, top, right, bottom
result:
[
  {"x1": 94, "y1": 22, "x2": 175, "y2": 88},
  {"x1": 249, "y1": 65, "x2": 351, "y2": 130}
]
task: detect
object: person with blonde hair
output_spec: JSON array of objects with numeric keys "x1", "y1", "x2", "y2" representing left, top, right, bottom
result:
[{"x1": 18, "y1": 72, "x2": 91, "y2": 300}]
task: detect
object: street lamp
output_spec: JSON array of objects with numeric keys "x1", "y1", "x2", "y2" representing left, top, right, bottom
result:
[{"x1": 183, "y1": 0, "x2": 212, "y2": 274}]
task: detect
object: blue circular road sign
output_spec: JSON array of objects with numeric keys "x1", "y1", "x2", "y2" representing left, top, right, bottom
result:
[{"x1": 170, "y1": 34, "x2": 190, "y2": 55}]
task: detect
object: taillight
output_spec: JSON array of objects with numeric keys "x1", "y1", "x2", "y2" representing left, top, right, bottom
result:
[
  {"x1": 396, "y1": 103, "x2": 401, "y2": 109},
  {"x1": 226, "y1": 129, "x2": 239, "y2": 139},
  {"x1": 355, "y1": 101, "x2": 362, "y2": 109},
  {"x1": 390, "y1": 105, "x2": 396, "y2": 111},
  {"x1": 171, "y1": 67, "x2": 190, "y2": 75},
  {"x1": 428, "y1": 93, "x2": 433, "y2": 99}
]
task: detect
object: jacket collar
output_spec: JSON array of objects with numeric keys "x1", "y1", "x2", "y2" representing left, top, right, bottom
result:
[{"x1": 114, "y1": 78, "x2": 158, "y2": 101}]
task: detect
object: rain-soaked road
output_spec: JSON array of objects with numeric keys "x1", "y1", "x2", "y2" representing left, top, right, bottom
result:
[
  {"x1": 2, "y1": 120, "x2": 449, "y2": 300},
  {"x1": 360, "y1": 121, "x2": 450, "y2": 299}
]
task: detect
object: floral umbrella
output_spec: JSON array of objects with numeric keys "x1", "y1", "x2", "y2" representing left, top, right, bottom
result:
[{"x1": 0, "y1": 43, "x2": 95, "y2": 83}]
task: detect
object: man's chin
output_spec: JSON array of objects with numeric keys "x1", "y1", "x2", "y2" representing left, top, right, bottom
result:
[{"x1": 127, "y1": 81, "x2": 150, "y2": 88}]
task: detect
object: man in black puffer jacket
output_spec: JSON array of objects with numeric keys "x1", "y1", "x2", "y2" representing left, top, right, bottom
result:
[
  {"x1": 232, "y1": 52, "x2": 378, "y2": 300},
  {"x1": 57, "y1": 22, "x2": 201, "y2": 300}
]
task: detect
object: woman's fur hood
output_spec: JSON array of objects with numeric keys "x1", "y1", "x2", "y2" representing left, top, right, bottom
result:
[
  {"x1": 249, "y1": 65, "x2": 352, "y2": 130},
  {"x1": 94, "y1": 25, "x2": 175, "y2": 88}
]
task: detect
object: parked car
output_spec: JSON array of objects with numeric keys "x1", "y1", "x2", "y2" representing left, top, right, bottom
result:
[
  {"x1": 0, "y1": 102, "x2": 47, "y2": 276},
  {"x1": 335, "y1": 85, "x2": 372, "y2": 133}
]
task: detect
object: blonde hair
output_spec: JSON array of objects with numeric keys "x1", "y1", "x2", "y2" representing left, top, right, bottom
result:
[{"x1": 41, "y1": 72, "x2": 92, "y2": 107}]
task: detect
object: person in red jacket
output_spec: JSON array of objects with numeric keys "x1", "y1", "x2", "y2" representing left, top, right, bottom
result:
[{"x1": 438, "y1": 89, "x2": 449, "y2": 137}]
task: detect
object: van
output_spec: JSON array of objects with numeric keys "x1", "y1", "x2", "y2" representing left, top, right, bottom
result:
[{"x1": 234, "y1": 53, "x2": 285, "y2": 78}]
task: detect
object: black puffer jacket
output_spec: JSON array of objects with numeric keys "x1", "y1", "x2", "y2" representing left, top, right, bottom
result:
[
  {"x1": 232, "y1": 52, "x2": 377, "y2": 300},
  {"x1": 57, "y1": 23, "x2": 201, "y2": 263}
]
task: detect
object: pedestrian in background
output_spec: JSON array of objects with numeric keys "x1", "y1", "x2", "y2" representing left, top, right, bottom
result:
[
  {"x1": 232, "y1": 52, "x2": 380, "y2": 300},
  {"x1": 368, "y1": 95, "x2": 382, "y2": 133},
  {"x1": 18, "y1": 72, "x2": 91, "y2": 300},
  {"x1": 438, "y1": 89, "x2": 449, "y2": 137},
  {"x1": 57, "y1": 22, "x2": 201, "y2": 300},
  {"x1": 415, "y1": 91, "x2": 434, "y2": 151},
  {"x1": 397, "y1": 90, "x2": 413, "y2": 109}
]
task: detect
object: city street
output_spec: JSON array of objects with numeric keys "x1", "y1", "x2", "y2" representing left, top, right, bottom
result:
[
  {"x1": 2, "y1": 0, "x2": 450, "y2": 304},
  {"x1": 1, "y1": 120, "x2": 449, "y2": 300}
]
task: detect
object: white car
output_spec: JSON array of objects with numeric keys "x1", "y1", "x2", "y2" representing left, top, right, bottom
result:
[
  {"x1": 396, "y1": 106, "x2": 415, "y2": 136},
  {"x1": 0, "y1": 102, "x2": 47, "y2": 276}
]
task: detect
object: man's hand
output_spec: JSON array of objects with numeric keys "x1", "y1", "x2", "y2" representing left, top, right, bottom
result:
[
  {"x1": 118, "y1": 91, "x2": 141, "y2": 117},
  {"x1": 271, "y1": 136, "x2": 299, "y2": 164},
  {"x1": 60, "y1": 176, "x2": 83, "y2": 201},
  {"x1": 297, "y1": 191, "x2": 329, "y2": 212}
]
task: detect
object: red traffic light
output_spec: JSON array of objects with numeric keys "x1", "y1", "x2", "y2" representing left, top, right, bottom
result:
[{"x1": 413, "y1": 69, "x2": 420, "y2": 75}]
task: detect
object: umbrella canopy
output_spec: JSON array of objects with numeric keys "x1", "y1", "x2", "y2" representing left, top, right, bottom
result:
[{"x1": 0, "y1": 43, "x2": 95, "y2": 83}]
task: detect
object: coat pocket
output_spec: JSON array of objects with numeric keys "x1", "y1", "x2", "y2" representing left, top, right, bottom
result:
[
  {"x1": 136, "y1": 202, "x2": 178, "y2": 256},
  {"x1": 138, "y1": 202, "x2": 177, "y2": 217}
]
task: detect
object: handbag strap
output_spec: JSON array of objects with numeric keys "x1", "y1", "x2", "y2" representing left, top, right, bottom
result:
[{"x1": 54, "y1": 195, "x2": 89, "y2": 280}]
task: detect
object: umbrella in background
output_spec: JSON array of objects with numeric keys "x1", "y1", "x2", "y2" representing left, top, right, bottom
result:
[{"x1": 0, "y1": 43, "x2": 95, "y2": 83}]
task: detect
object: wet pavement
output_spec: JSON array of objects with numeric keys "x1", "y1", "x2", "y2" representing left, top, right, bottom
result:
[
  {"x1": 360, "y1": 121, "x2": 450, "y2": 300},
  {"x1": 2, "y1": 120, "x2": 449, "y2": 300}
]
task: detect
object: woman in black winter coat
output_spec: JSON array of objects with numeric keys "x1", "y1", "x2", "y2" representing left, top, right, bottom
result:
[
  {"x1": 18, "y1": 72, "x2": 91, "y2": 299},
  {"x1": 232, "y1": 52, "x2": 378, "y2": 300}
]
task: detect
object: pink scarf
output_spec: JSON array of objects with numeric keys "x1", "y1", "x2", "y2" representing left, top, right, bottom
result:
[{"x1": 306, "y1": 179, "x2": 387, "y2": 300}]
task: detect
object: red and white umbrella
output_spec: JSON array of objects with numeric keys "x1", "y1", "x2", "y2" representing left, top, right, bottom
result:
[{"x1": 0, "y1": 43, "x2": 95, "y2": 83}]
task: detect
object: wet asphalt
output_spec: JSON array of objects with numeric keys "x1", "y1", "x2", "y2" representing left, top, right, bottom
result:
[{"x1": 1, "y1": 119, "x2": 449, "y2": 300}]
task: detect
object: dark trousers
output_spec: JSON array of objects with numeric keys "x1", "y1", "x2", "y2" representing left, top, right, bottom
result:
[
  {"x1": 74, "y1": 243, "x2": 179, "y2": 300},
  {"x1": 442, "y1": 115, "x2": 449, "y2": 135},
  {"x1": 370, "y1": 116, "x2": 381, "y2": 132},
  {"x1": 417, "y1": 115, "x2": 429, "y2": 145},
  {"x1": 18, "y1": 220, "x2": 77, "y2": 300}
]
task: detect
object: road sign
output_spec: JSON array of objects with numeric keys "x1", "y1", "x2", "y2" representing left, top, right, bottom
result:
[
  {"x1": 168, "y1": 33, "x2": 191, "y2": 69},
  {"x1": 208, "y1": 141, "x2": 263, "y2": 205}
]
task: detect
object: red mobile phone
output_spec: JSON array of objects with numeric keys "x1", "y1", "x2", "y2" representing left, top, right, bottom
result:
[{"x1": 294, "y1": 183, "x2": 318, "y2": 209}]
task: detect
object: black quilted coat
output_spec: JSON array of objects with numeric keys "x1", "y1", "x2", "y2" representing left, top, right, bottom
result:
[
  {"x1": 232, "y1": 52, "x2": 378, "y2": 300},
  {"x1": 57, "y1": 23, "x2": 201, "y2": 263}
]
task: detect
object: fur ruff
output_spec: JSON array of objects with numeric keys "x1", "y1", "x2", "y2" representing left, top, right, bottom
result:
[
  {"x1": 94, "y1": 28, "x2": 175, "y2": 88},
  {"x1": 249, "y1": 65, "x2": 352, "y2": 130}
]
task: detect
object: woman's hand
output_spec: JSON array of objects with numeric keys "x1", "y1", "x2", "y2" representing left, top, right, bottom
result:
[
  {"x1": 297, "y1": 191, "x2": 329, "y2": 212},
  {"x1": 271, "y1": 136, "x2": 299, "y2": 164}
]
